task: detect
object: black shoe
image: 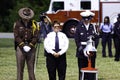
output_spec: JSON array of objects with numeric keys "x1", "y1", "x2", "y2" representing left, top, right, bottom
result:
[
  {"x1": 109, "y1": 55, "x2": 113, "y2": 58},
  {"x1": 102, "y1": 55, "x2": 106, "y2": 57},
  {"x1": 114, "y1": 58, "x2": 119, "y2": 61}
]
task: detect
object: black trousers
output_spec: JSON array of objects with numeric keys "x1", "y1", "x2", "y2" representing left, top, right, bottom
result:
[
  {"x1": 101, "y1": 33, "x2": 112, "y2": 56},
  {"x1": 78, "y1": 56, "x2": 96, "y2": 80},
  {"x1": 16, "y1": 47, "x2": 36, "y2": 80},
  {"x1": 114, "y1": 37, "x2": 120, "y2": 60},
  {"x1": 95, "y1": 37, "x2": 99, "y2": 48},
  {"x1": 46, "y1": 53, "x2": 67, "y2": 80}
]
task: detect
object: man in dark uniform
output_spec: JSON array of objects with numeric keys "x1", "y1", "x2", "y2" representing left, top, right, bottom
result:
[
  {"x1": 113, "y1": 14, "x2": 120, "y2": 61},
  {"x1": 74, "y1": 10, "x2": 97, "y2": 80},
  {"x1": 13, "y1": 7, "x2": 39, "y2": 80}
]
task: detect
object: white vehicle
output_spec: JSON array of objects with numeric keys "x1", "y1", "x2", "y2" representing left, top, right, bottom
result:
[
  {"x1": 100, "y1": 1, "x2": 120, "y2": 24},
  {"x1": 45, "y1": 0, "x2": 120, "y2": 37}
]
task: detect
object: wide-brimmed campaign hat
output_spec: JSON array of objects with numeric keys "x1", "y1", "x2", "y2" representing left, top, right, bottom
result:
[
  {"x1": 80, "y1": 10, "x2": 95, "y2": 21},
  {"x1": 18, "y1": 7, "x2": 34, "y2": 20}
]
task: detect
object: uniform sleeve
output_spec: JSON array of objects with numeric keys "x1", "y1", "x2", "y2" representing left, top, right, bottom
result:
[
  {"x1": 92, "y1": 24, "x2": 99, "y2": 40},
  {"x1": 29, "y1": 29, "x2": 39, "y2": 47},
  {"x1": 13, "y1": 22, "x2": 24, "y2": 47},
  {"x1": 74, "y1": 24, "x2": 81, "y2": 48},
  {"x1": 114, "y1": 23, "x2": 120, "y2": 38}
]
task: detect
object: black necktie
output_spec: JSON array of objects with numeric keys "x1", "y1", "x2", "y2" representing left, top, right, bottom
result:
[{"x1": 55, "y1": 32, "x2": 59, "y2": 52}]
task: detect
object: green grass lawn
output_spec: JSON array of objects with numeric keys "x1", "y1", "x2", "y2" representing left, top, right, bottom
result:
[{"x1": 0, "y1": 38, "x2": 120, "y2": 80}]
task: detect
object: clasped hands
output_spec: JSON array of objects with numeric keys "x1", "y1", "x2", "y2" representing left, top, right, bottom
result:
[
  {"x1": 23, "y1": 45, "x2": 31, "y2": 52},
  {"x1": 53, "y1": 53, "x2": 60, "y2": 58}
]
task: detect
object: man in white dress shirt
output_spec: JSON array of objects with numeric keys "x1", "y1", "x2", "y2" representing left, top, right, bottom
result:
[{"x1": 44, "y1": 21, "x2": 69, "y2": 80}]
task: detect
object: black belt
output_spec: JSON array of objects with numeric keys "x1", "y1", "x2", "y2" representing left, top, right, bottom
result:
[{"x1": 103, "y1": 32, "x2": 111, "y2": 34}]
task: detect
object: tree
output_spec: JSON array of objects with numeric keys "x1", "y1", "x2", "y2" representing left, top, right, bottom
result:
[
  {"x1": 0, "y1": 0, "x2": 15, "y2": 32},
  {"x1": 0, "y1": 0, "x2": 50, "y2": 32}
]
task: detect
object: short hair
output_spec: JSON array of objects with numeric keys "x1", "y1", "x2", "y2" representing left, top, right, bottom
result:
[{"x1": 53, "y1": 20, "x2": 60, "y2": 26}]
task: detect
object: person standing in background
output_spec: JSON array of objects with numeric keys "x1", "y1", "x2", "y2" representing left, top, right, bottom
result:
[
  {"x1": 13, "y1": 7, "x2": 39, "y2": 80},
  {"x1": 113, "y1": 14, "x2": 120, "y2": 61},
  {"x1": 44, "y1": 21, "x2": 69, "y2": 80},
  {"x1": 39, "y1": 14, "x2": 52, "y2": 39},
  {"x1": 99, "y1": 16, "x2": 113, "y2": 57}
]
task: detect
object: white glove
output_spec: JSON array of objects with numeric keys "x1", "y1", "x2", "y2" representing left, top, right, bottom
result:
[{"x1": 23, "y1": 46, "x2": 31, "y2": 52}]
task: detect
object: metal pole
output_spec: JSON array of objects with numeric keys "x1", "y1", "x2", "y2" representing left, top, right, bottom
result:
[
  {"x1": 34, "y1": 28, "x2": 41, "y2": 72},
  {"x1": 34, "y1": 42, "x2": 40, "y2": 73}
]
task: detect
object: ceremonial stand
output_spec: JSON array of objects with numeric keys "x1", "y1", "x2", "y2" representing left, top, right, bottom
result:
[{"x1": 80, "y1": 53, "x2": 98, "y2": 80}]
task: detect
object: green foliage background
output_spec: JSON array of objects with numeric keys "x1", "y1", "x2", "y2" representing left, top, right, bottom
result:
[{"x1": 0, "y1": 0, "x2": 50, "y2": 32}]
